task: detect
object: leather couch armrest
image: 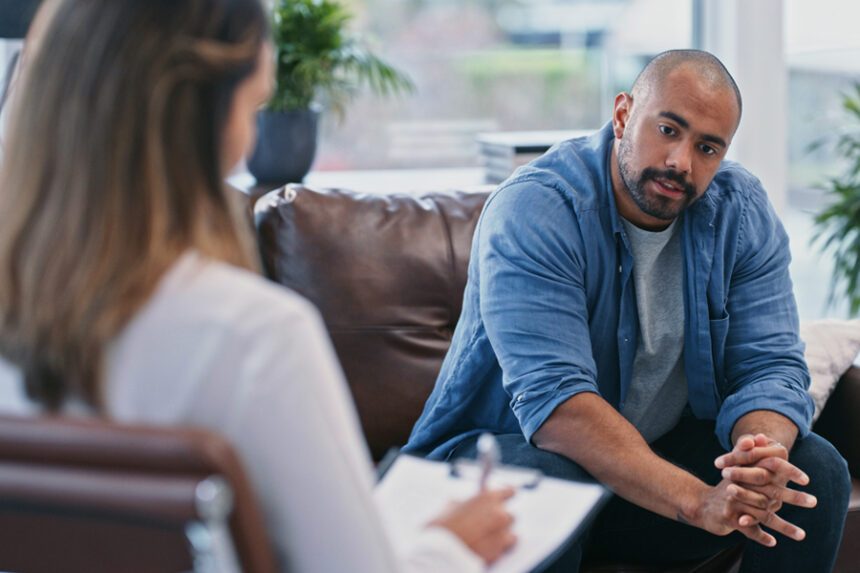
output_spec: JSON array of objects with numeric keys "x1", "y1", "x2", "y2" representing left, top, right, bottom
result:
[{"x1": 812, "y1": 365, "x2": 860, "y2": 477}]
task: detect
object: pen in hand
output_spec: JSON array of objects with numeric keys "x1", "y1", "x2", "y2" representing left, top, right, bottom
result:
[{"x1": 477, "y1": 432, "x2": 500, "y2": 491}]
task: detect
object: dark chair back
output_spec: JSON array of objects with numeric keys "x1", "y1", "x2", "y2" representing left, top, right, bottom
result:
[{"x1": 0, "y1": 414, "x2": 277, "y2": 573}]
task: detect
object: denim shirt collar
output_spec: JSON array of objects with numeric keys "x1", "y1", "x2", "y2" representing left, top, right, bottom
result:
[{"x1": 595, "y1": 123, "x2": 627, "y2": 240}]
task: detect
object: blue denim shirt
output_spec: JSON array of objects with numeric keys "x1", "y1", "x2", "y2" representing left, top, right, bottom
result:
[{"x1": 405, "y1": 123, "x2": 813, "y2": 459}]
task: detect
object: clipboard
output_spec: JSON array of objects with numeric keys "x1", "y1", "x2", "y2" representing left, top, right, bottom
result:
[{"x1": 375, "y1": 450, "x2": 611, "y2": 573}]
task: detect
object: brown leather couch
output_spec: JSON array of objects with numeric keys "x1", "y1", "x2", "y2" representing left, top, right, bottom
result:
[{"x1": 254, "y1": 185, "x2": 860, "y2": 573}]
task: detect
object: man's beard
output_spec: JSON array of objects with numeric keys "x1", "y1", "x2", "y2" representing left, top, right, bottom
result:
[{"x1": 617, "y1": 136, "x2": 697, "y2": 221}]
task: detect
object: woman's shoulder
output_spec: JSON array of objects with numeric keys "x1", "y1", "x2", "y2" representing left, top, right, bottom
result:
[
  {"x1": 111, "y1": 251, "x2": 327, "y2": 375},
  {"x1": 154, "y1": 251, "x2": 320, "y2": 330},
  {"x1": 106, "y1": 251, "x2": 336, "y2": 422}
]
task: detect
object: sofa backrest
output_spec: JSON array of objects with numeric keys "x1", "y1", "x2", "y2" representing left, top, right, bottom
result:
[{"x1": 255, "y1": 185, "x2": 489, "y2": 460}]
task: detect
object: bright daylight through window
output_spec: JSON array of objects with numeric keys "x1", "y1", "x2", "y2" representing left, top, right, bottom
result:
[{"x1": 315, "y1": 0, "x2": 692, "y2": 170}]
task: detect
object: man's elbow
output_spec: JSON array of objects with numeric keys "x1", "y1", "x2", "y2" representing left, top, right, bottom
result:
[
  {"x1": 531, "y1": 391, "x2": 614, "y2": 454},
  {"x1": 531, "y1": 417, "x2": 561, "y2": 451},
  {"x1": 531, "y1": 395, "x2": 586, "y2": 452}
]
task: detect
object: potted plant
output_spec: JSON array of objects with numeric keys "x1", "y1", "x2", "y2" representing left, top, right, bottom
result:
[
  {"x1": 247, "y1": 0, "x2": 413, "y2": 184},
  {"x1": 813, "y1": 83, "x2": 860, "y2": 315}
]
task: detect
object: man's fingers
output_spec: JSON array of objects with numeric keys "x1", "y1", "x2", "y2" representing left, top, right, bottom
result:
[
  {"x1": 743, "y1": 483, "x2": 817, "y2": 509},
  {"x1": 735, "y1": 503, "x2": 807, "y2": 543},
  {"x1": 736, "y1": 434, "x2": 756, "y2": 451},
  {"x1": 721, "y1": 466, "x2": 773, "y2": 486},
  {"x1": 738, "y1": 523, "x2": 777, "y2": 547},
  {"x1": 715, "y1": 444, "x2": 787, "y2": 469},
  {"x1": 739, "y1": 484, "x2": 783, "y2": 511},
  {"x1": 715, "y1": 435, "x2": 755, "y2": 469},
  {"x1": 753, "y1": 434, "x2": 773, "y2": 448},
  {"x1": 727, "y1": 483, "x2": 770, "y2": 510},
  {"x1": 721, "y1": 458, "x2": 809, "y2": 489},
  {"x1": 755, "y1": 457, "x2": 810, "y2": 487},
  {"x1": 779, "y1": 488, "x2": 817, "y2": 509},
  {"x1": 760, "y1": 511, "x2": 807, "y2": 542}
]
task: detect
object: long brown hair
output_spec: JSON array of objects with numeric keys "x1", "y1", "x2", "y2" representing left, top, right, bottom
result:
[{"x1": 0, "y1": 0, "x2": 268, "y2": 409}]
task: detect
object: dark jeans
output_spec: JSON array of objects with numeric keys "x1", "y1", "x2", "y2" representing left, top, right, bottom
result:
[{"x1": 448, "y1": 417, "x2": 851, "y2": 572}]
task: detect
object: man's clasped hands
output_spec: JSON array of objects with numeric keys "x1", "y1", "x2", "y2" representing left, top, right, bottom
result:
[{"x1": 700, "y1": 434, "x2": 818, "y2": 547}]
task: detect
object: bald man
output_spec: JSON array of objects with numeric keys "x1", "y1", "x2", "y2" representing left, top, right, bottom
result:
[{"x1": 406, "y1": 50, "x2": 850, "y2": 571}]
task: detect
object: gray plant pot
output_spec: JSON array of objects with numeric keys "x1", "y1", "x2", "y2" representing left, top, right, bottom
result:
[{"x1": 247, "y1": 107, "x2": 320, "y2": 185}]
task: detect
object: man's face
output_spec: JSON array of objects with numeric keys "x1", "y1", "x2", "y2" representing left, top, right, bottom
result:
[{"x1": 611, "y1": 66, "x2": 739, "y2": 229}]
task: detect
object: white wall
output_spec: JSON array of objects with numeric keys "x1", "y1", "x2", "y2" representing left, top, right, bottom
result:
[{"x1": 701, "y1": 0, "x2": 787, "y2": 212}]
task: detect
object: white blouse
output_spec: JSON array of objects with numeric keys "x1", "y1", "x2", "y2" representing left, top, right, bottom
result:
[{"x1": 0, "y1": 252, "x2": 482, "y2": 573}]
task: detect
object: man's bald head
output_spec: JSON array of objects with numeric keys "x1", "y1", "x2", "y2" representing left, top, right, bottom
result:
[{"x1": 631, "y1": 50, "x2": 742, "y2": 125}]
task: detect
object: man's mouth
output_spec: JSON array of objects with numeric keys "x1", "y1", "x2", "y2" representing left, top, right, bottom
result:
[{"x1": 651, "y1": 177, "x2": 687, "y2": 198}]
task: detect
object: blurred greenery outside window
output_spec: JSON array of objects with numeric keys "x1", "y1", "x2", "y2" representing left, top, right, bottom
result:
[
  {"x1": 784, "y1": 0, "x2": 860, "y2": 319},
  {"x1": 318, "y1": 0, "x2": 860, "y2": 212},
  {"x1": 786, "y1": 0, "x2": 860, "y2": 209},
  {"x1": 315, "y1": 0, "x2": 692, "y2": 170},
  {"x1": 1, "y1": 0, "x2": 858, "y2": 191}
]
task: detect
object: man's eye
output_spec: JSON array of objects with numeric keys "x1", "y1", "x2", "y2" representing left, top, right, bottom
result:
[
  {"x1": 658, "y1": 125, "x2": 675, "y2": 136},
  {"x1": 700, "y1": 144, "x2": 717, "y2": 156}
]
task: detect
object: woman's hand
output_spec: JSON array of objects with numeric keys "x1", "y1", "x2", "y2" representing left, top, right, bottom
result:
[{"x1": 429, "y1": 487, "x2": 517, "y2": 564}]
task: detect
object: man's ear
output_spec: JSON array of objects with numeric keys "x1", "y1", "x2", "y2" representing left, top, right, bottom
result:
[{"x1": 612, "y1": 92, "x2": 632, "y2": 139}]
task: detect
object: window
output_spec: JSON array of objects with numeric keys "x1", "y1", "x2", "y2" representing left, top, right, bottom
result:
[
  {"x1": 785, "y1": 0, "x2": 860, "y2": 208},
  {"x1": 783, "y1": 0, "x2": 860, "y2": 318},
  {"x1": 316, "y1": 0, "x2": 693, "y2": 170}
]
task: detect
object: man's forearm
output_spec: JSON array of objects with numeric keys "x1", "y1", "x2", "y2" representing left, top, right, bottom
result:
[
  {"x1": 730, "y1": 410, "x2": 799, "y2": 452},
  {"x1": 532, "y1": 392, "x2": 707, "y2": 523}
]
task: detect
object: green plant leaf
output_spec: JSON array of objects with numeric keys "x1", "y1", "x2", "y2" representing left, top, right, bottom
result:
[
  {"x1": 266, "y1": 0, "x2": 413, "y2": 115},
  {"x1": 812, "y1": 91, "x2": 860, "y2": 315}
]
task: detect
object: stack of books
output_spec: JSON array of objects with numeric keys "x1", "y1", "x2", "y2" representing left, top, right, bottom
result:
[{"x1": 476, "y1": 129, "x2": 594, "y2": 183}]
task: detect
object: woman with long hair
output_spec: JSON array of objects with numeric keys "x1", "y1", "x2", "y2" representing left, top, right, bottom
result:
[{"x1": 0, "y1": 0, "x2": 515, "y2": 570}]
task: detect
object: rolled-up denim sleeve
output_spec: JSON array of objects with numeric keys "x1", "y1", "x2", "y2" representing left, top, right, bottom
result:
[
  {"x1": 715, "y1": 182, "x2": 814, "y2": 450},
  {"x1": 476, "y1": 181, "x2": 599, "y2": 442}
]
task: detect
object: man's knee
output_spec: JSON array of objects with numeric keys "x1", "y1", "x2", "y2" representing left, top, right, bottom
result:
[
  {"x1": 449, "y1": 432, "x2": 595, "y2": 483},
  {"x1": 789, "y1": 433, "x2": 851, "y2": 517}
]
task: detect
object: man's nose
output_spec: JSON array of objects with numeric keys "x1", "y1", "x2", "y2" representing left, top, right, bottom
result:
[{"x1": 665, "y1": 143, "x2": 692, "y2": 175}]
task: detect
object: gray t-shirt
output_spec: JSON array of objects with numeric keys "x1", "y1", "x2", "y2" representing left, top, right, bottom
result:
[{"x1": 620, "y1": 218, "x2": 688, "y2": 443}]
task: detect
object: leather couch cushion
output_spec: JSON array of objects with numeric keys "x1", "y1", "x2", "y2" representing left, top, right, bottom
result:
[{"x1": 255, "y1": 186, "x2": 489, "y2": 460}]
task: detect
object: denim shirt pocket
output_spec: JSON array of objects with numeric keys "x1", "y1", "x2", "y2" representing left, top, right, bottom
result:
[{"x1": 709, "y1": 311, "x2": 730, "y2": 399}]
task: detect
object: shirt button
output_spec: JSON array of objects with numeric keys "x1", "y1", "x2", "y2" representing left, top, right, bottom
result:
[{"x1": 618, "y1": 265, "x2": 622, "y2": 273}]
